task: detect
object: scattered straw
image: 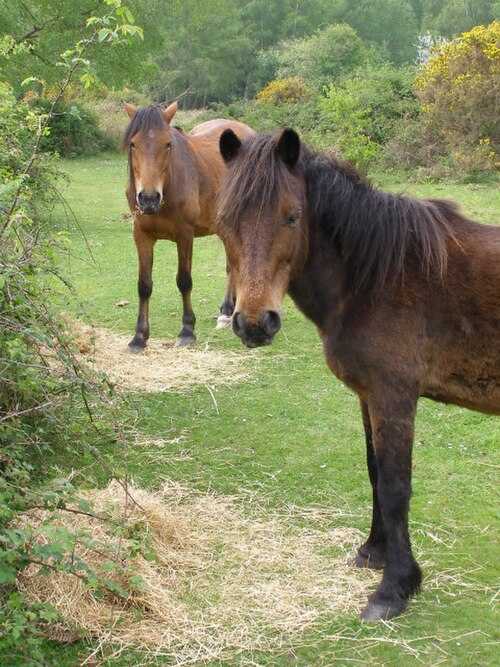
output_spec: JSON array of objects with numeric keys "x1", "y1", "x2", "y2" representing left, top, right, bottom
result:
[
  {"x1": 18, "y1": 480, "x2": 372, "y2": 664},
  {"x1": 17, "y1": 482, "x2": 495, "y2": 664},
  {"x1": 70, "y1": 320, "x2": 254, "y2": 392}
]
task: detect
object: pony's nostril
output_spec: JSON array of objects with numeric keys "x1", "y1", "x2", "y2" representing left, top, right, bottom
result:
[
  {"x1": 232, "y1": 312, "x2": 245, "y2": 337},
  {"x1": 260, "y1": 310, "x2": 281, "y2": 337}
]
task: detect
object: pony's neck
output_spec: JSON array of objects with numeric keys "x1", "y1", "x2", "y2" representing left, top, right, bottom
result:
[{"x1": 288, "y1": 214, "x2": 345, "y2": 331}]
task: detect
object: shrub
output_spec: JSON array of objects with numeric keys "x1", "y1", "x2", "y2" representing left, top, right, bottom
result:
[
  {"x1": 415, "y1": 21, "x2": 500, "y2": 173},
  {"x1": 26, "y1": 96, "x2": 113, "y2": 157},
  {"x1": 321, "y1": 87, "x2": 380, "y2": 167},
  {"x1": 256, "y1": 77, "x2": 309, "y2": 105},
  {"x1": 0, "y1": 2, "x2": 146, "y2": 651},
  {"x1": 321, "y1": 63, "x2": 419, "y2": 168}
]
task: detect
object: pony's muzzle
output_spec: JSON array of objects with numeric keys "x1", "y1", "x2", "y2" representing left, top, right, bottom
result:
[
  {"x1": 232, "y1": 310, "x2": 281, "y2": 348},
  {"x1": 137, "y1": 190, "x2": 162, "y2": 215}
]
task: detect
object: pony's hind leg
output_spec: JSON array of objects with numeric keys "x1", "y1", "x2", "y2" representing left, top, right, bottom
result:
[
  {"x1": 129, "y1": 229, "x2": 155, "y2": 353},
  {"x1": 217, "y1": 260, "x2": 235, "y2": 329},
  {"x1": 176, "y1": 234, "x2": 196, "y2": 346},
  {"x1": 354, "y1": 400, "x2": 387, "y2": 570},
  {"x1": 360, "y1": 391, "x2": 422, "y2": 621}
]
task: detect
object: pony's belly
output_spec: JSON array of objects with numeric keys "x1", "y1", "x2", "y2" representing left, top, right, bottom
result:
[{"x1": 422, "y1": 374, "x2": 500, "y2": 415}]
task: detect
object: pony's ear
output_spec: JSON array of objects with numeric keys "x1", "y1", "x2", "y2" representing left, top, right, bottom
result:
[
  {"x1": 163, "y1": 101, "x2": 178, "y2": 125},
  {"x1": 219, "y1": 129, "x2": 242, "y2": 163},
  {"x1": 276, "y1": 128, "x2": 300, "y2": 169},
  {"x1": 123, "y1": 101, "x2": 136, "y2": 119}
]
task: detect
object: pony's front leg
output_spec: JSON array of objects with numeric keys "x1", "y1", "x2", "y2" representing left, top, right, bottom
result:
[
  {"x1": 360, "y1": 391, "x2": 422, "y2": 621},
  {"x1": 176, "y1": 233, "x2": 196, "y2": 346},
  {"x1": 129, "y1": 228, "x2": 156, "y2": 353},
  {"x1": 354, "y1": 400, "x2": 387, "y2": 570},
  {"x1": 217, "y1": 259, "x2": 236, "y2": 329}
]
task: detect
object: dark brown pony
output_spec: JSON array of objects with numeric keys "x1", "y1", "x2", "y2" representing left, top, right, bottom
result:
[
  {"x1": 122, "y1": 102, "x2": 254, "y2": 350},
  {"x1": 217, "y1": 128, "x2": 500, "y2": 621}
]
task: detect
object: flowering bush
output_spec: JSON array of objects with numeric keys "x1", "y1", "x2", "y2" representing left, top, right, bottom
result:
[
  {"x1": 256, "y1": 77, "x2": 309, "y2": 105},
  {"x1": 415, "y1": 21, "x2": 499, "y2": 172}
]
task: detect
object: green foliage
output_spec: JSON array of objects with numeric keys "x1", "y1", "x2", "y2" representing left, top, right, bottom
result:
[
  {"x1": 2, "y1": 0, "x2": 498, "y2": 111},
  {"x1": 275, "y1": 23, "x2": 366, "y2": 88},
  {"x1": 0, "y1": 0, "x2": 146, "y2": 94},
  {"x1": 0, "y1": 4, "x2": 146, "y2": 658},
  {"x1": 320, "y1": 63, "x2": 419, "y2": 167},
  {"x1": 27, "y1": 97, "x2": 113, "y2": 157},
  {"x1": 346, "y1": 0, "x2": 419, "y2": 64},
  {"x1": 150, "y1": 0, "x2": 253, "y2": 106},
  {"x1": 321, "y1": 88, "x2": 380, "y2": 168},
  {"x1": 421, "y1": 0, "x2": 497, "y2": 37}
]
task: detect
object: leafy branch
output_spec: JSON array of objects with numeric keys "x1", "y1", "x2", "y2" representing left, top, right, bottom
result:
[{"x1": 1, "y1": 0, "x2": 143, "y2": 236}]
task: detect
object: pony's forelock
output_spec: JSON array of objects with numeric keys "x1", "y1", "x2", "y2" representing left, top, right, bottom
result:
[
  {"x1": 122, "y1": 105, "x2": 167, "y2": 150},
  {"x1": 217, "y1": 133, "x2": 297, "y2": 232}
]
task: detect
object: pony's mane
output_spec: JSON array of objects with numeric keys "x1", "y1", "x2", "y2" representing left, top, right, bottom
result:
[
  {"x1": 122, "y1": 105, "x2": 167, "y2": 149},
  {"x1": 219, "y1": 133, "x2": 455, "y2": 292}
]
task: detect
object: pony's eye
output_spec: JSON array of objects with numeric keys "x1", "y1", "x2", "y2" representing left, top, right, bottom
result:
[
  {"x1": 285, "y1": 209, "x2": 301, "y2": 226},
  {"x1": 165, "y1": 142, "x2": 172, "y2": 150},
  {"x1": 130, "y1": 141, "x2": 136, "y2": 149}
]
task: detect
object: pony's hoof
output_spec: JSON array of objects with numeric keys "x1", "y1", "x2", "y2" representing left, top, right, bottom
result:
[
  {"x1": 176, "y1": 336, "x2": 196, "y2": 347},
  {"x1": 360, "y1": 601, "x2": 405, "y2": 622},
  {"x1": 128, "y1": 342, "x2": 146, "y2": 354},
  {"x1": 216, "y1": 314, "x2": 233, "y2": 329},
  {"x1": 353, "y1": 552, "x2": 386, "y2": 570}
]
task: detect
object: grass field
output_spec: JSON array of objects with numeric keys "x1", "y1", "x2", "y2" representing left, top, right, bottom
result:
[{"x1": 33, "y1": 152, "x2": 499, "y2": 665}]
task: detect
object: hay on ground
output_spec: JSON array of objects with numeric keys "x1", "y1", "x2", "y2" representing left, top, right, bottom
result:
[
  {"x1": 18, "y1": 480, "x2": 372, "y2": 664},
  {"x1": 70, "y1": 320, "x2": 255, "y2": 392}
]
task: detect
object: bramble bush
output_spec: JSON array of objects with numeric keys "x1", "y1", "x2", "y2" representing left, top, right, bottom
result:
[
  {"x1": 0, "y1": 76, "x2": 107, "y2": 664},
  {"x1": 0, "y1": 2, "x2": 145, "y2": 659}
]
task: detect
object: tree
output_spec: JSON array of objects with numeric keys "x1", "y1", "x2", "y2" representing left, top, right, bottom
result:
[
  {"x1": 421, "y1": 1, "x2": 496, "y2": 36},
  {"x1": 151, "y1": 0, "x2": 252, "y2": 106},
  {"x1": 275, "y1": 23, "x2": 366, "y2": 88},
  {"x1": 434, "y1": 1, "x2": 495, "y2": 36},
  {"x1": 346, "y1": 0, "x2": 419, "y2": 64},
  {"x1": 0, "y1": 0, "x2": 153, "y2": 93}
]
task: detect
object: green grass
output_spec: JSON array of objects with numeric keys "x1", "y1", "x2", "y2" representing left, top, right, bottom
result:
[{"x1": 34, "y1": 153, "x2": 499, "y2": 665}]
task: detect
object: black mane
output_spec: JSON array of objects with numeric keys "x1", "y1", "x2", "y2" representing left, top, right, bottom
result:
[{"x1": 219, "y1": 133, "x2": 454, "y2": 293}]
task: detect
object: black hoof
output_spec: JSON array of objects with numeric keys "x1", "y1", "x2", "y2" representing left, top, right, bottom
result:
[
  {"x1": 128, "y1": 338, "x2": 146, "y2": 353},
  {"x1": 360, "y1": 601, "x2": 406, "y2": 622},
  {"x1": 176, "y1": 335, "x2": 196, "y2": 347}
]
